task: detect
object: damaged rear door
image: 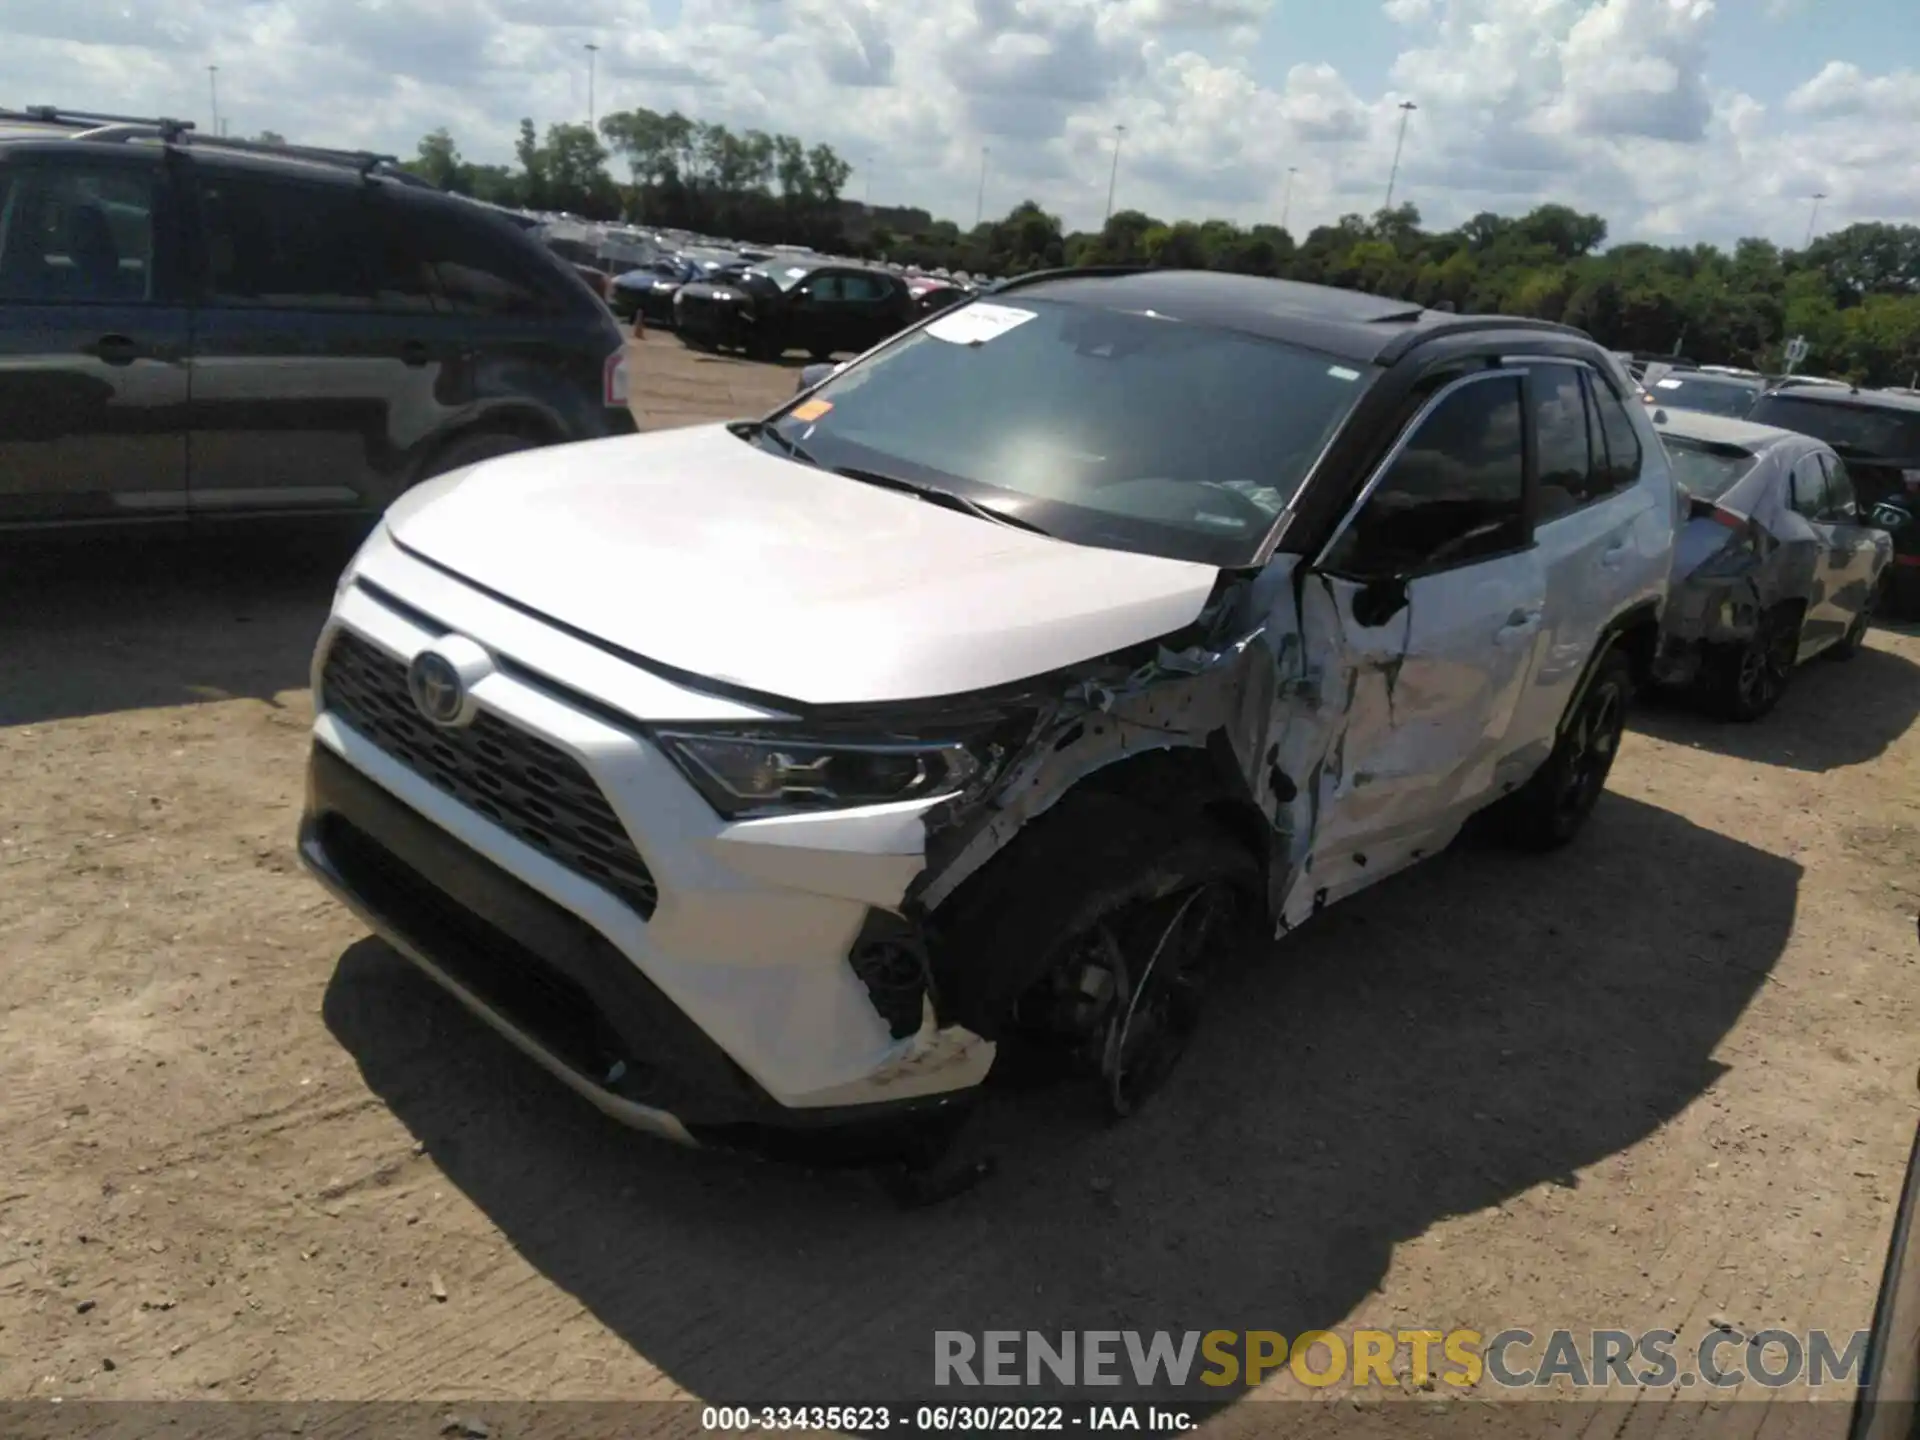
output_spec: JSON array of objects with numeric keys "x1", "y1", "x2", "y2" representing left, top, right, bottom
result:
[{"x1": 1293, "y1": 368, "x2": 1543, "y2": 914}]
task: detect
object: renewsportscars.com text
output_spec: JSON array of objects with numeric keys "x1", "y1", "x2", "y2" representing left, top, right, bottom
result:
[{"x1": 933, "y1": 1328, "x2": 1869, "y2": 1391}]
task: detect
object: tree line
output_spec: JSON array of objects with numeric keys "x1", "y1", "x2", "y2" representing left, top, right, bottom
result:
[{"x1": 402, "y1": 112, "x2": 1920, "y2": 387}]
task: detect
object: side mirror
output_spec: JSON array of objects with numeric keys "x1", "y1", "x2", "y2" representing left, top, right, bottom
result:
[
  {"x1": 796, "y1": 361, "x2": 842, "y2": 393},
  {"x1": 1351, "y1": 574, "x2": 1411, "y2": 628}
]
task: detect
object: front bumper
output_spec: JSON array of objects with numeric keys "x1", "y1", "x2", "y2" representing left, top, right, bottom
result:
[
  {"x1": 300, "y1": 531, "x2": 994, "y2": 1161},
  {"x1": 300, "y1": 745, "x2": 974, "y2": 1162},
  {"x1": 674, "y1": 300, "x2": 752, "y2": 346}
]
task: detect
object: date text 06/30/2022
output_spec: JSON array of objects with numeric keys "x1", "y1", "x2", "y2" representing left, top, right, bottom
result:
[{"x1": 700, "y1": 1406, "x2": 1198, "y2": 1432}]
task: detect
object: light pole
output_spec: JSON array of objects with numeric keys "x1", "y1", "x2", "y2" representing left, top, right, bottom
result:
[
  {"x1": 1384, "y1": 99, "x2": 1417, "y2": 212},
  {"x1": 1281, "y1": 166, "x2": 1299, "y2": 232},
  {"x1": 1103, "y1": 123, "x2": 1126, "y2": 226},
  {"x1": 975, "y1": 146, "x2": 989, "y2": 229},
  {"x1": 1804, "y1": 191, "x2": 1827, "y2": 248},
  {"x1": 207, "y1": 65, "x2": 219, "y2": 134},
  {"x1": 584, "y1": 42, "x2": 599, "y2": 128}
]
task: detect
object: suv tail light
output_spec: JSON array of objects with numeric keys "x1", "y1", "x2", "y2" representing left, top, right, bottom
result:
[{"x1": 604, "y1": 349, "x2": 630, "y2": 408}]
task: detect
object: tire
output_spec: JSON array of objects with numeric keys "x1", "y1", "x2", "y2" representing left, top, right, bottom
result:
[
  {"x1": 1489, "y1": 646, "x2": 1633, "y2": 851},
  {"x1": 418, "y1": 429, "x2": 536, "y2": 483},
  {"x1": 1826, "y1": 577, "x2": 1882, "y2": 661},
  {"x1": 935, "y1": 791, "x2": 1261, "y2": 1118},
  {"x1": 1709, "y1": 603, "x2": 1800, "y2": 720}
]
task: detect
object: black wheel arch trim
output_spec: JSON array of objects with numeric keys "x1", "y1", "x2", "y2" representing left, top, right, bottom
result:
[{"x1": 1560, "y1": 600, "x2": 1662, "y2": 735}]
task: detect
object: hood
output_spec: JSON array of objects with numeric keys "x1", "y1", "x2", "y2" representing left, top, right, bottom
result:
[{"x1": 384, "y1": 425, "x2": 1221, "y2": 707}]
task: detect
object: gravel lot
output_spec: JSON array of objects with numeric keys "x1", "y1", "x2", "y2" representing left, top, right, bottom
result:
[{"x1": 3, "y1": 331, "x2": 1918, "y2": 1416}]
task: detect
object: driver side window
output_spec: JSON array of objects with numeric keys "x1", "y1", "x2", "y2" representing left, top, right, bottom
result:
[{"x1": 1322, "y1": 373, "x2": 1527, "y2": 578}]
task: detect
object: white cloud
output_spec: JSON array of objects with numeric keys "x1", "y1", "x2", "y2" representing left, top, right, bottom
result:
[
  {"x1": 1785, "y1": 61, "x2": 1920, "y2": 122},
  {"x1": 0, "y1": 0, "x2": 1914, "y2": 246}
]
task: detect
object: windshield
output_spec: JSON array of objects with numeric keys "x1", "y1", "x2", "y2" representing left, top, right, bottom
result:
[
  {"x1": 1747, "y1": 394, "x2": 1920, "y2": 460},
  {"x1": 761, "y1": 296, "x2": 1375, "y2": 566},
  {"x1": 1645, "y1": 375, "x2": 1761, "y2": 419},
  {"x1": 1661, "y1": 436, "x2": 1760, "y2": 500}
]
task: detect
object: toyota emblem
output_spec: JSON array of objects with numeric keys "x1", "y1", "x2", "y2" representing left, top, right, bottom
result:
[{"x1": 407, "y1": 650, "x2": 469, "y2": 727}]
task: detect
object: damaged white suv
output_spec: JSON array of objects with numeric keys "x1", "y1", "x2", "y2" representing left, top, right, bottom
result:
[{"x1": 299, "y1": 270, "x2": 1674, "y2": 1170}]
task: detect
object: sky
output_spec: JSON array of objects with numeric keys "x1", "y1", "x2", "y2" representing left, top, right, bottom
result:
[{"x1": 5, "y1": 0, "x2": 1918, "y2": 249}]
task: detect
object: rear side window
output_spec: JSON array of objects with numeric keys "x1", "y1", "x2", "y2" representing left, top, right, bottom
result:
[
  {"x1": 198, "y1": 171, "x2": 373, "y2": 309},
  {"x1": 368, "y1": 200, "x2": 438, "y2": 313},
  {"x1": 0, "y1": 163, "x2": 158, "y2": 303},
  {"x1": 1789, "y1": 454, "x2": 1829, "y2": 519},
  {"x1": 1531, "y1": 364, "x2": 1592, "y2": 521},
  {"x1": 407, "y1": 206, "x2": 560, "y2": 318},
  {"x1": 1590, "y1": 373, "x2": 1646, "y2": 493},
  {"x1": 1325, "y1": 374, "x2": 1527, "y2": 577},
  {"x1": 1819, "y1": 453, "x2": 1857, "y2": 515}
]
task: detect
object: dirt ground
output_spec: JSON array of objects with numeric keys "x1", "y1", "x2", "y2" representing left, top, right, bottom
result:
[{"x1": 3, "y1": 329, "x2": 1919, "y2": 1419}]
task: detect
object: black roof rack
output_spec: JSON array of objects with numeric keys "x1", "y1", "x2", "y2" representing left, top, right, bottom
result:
[
  {"x1": 1, "y1": 106, "x2": 195, "y2": 140},
  {"x1": 2, "y1": 105, "x2": 405, "y2": 179}
]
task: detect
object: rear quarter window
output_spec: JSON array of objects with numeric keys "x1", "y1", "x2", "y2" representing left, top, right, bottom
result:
[{"x1": 396, "y1": 199, "x2": 578, "y2": 319}]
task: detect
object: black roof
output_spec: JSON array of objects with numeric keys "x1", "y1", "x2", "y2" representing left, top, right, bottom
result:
[
  {"x1": 996, "y1": 268, "x2": 1589, "y2": 365},
  {"x1": 1753, "y1": 384, "x2": 1920, "y2": 415}
]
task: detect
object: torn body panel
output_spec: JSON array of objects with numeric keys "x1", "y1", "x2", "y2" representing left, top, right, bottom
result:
[
  {"x1": 901, "y1": 524, "x2": 1620, "y2": 1042},
  {"x1": 1652, "y1": 509, "x2": 1818, "y2": 688}
]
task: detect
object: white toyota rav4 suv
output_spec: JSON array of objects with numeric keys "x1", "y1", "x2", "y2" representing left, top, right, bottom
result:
[{"x1": 299, "y1": 270, "x2": 1675, "y2": 1174}]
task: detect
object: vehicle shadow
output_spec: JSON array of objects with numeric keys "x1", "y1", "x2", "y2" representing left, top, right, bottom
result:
[
  {"x1": 0, "y1": 529, "x2": 356, "y2": 727},
  {"x1": 1633, "y1": 638, "x2": 1920, "y2": 774},
  {"x1": 322, "y1": 791, "x2": 1797, "y2": 1403}
]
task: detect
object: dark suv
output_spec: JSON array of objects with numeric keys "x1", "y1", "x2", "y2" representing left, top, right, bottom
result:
[
  {"x1": 0, "y1": 109, "x2": 636, "y2": 533},
  {"x1": 673, "y1": 257, "x2": 914, "y2": 362}
]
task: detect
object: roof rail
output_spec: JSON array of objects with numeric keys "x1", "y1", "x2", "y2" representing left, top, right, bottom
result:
[
  {"x1": 179, "y1": 131, "x2": 402, "y2": 176},
  {"x1": 3, "y1": 107, "x2": 404, "y2": 179},
  {"x1": 2, "y1": 106, "x2": 194, "y2": 140}
]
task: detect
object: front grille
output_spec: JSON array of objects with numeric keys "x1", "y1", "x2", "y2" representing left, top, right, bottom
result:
[{"x1": 320, "y1": 629, "x2": 659, "y2": 919}]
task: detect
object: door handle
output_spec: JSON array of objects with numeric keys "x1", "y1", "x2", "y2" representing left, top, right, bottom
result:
[
  {"x1": 88, "y1": 334, "x2": 141, "y2": 365},
  {"x1": 1600, "y1": 540, "x2": 1630, "y2": 570},
  {"x1": 1495, "y1": 607, "x2": 1543, "y2": 645},
  {"x1": 399, "y1": 340, "x2": 431, "y2": 367}
]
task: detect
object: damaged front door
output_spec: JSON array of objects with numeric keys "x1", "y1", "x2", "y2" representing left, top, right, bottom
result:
[{"x1": 1292, "y1": 369, "x2": 1544, "y2": 918}]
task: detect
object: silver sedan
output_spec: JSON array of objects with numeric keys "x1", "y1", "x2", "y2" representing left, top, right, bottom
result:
[{"x1": 1649, "y1": 410, "x2": 1893, "y2": 720}]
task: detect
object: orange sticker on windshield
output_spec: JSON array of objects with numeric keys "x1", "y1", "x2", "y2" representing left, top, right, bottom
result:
[{"x1": 792, "y1": 399, "x2": 833, "y2": 422}]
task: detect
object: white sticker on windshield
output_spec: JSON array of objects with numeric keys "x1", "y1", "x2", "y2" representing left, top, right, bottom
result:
[
  {"x1": 926, "y1": 302, "x2": 1038, "y2": 346},
  {"x1": 1656, "y1": 378, "x2": 1684, "y2": 389},
  {"x1": 786, "y1": 267, "x2": 809, "y2": 278},
  {"x1": 1328, "y1": 366, "x2": 1361, "y2": 382}
]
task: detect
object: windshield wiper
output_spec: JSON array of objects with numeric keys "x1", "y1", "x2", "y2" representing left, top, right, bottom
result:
[
  {"x1": 830, "y1": 465, "x2": 1052, "y2": 536},
  {"x1": 729, "y1": 418, "x2": 822, "y2": 468}
]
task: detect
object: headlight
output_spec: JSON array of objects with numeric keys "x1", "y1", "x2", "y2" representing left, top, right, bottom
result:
[{"x1": 652, "y1": 730, "x2": 991, "y2": 819}]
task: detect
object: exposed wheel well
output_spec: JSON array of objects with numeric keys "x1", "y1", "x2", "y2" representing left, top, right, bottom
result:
[
  {"x1": 416, "y1": 413, "x2": 562, "y2": 482},
  {"x1": 1612, "y1": 608, "x2": 1662, "y2": 691}
]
